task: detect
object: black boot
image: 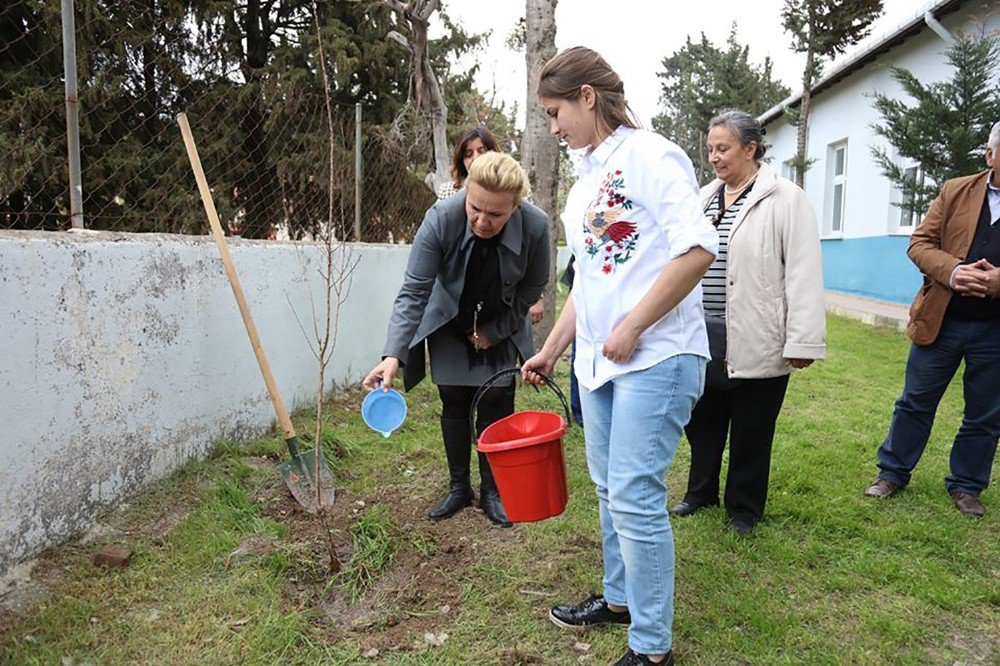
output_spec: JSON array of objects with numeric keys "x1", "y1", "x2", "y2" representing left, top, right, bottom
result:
[
  {"x1": 478, "y1": 452, "x2": 512, "y2": 527},
  {"x1": 428, "y1": 418, "x2": 474, "y2": 521}
]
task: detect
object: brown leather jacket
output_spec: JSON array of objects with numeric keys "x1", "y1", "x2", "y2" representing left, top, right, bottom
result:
[{"x1": 907, "y1": 171, "x2": 991, "y2": 345}]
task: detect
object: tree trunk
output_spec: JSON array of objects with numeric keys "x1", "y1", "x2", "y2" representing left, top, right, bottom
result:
[
  {"x1": 794, "y1": 46, "x2": 814, "y2": 189},
  {"x1": 409, "y1": 19, "x2": 449, "y2": 188},
  {"x1": 383, "y1": 0, "x2": 448, "y2": 189},
  {"x1": 141, "y1": 0, "x2": 157, "y2": 142},
  {"x1": 522, "y1": 0, "x2": 559, "y2": 350},
  {"x1": 237, "y1": 0, "x2": 280, "y2": 239}
]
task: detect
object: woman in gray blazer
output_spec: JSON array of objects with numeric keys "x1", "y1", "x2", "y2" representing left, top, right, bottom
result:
[{"x1": 363, "y1": 152, "x2": 550, "y2": 527}]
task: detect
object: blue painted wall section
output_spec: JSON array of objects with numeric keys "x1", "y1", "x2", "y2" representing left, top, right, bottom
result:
[{"x1": 821, "y1": 236, "x2": 924, "y2": 304}]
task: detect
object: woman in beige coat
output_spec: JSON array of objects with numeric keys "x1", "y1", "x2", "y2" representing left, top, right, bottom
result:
[{"x1": 669, "y1": 110, "x2": 826, "y2": 535}]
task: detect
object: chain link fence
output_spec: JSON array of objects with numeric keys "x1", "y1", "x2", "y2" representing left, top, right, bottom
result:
[{"x1": 1, "y1": 0, "x2": 435, "y2": 241}]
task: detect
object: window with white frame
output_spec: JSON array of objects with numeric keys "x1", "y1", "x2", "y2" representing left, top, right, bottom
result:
[
  {"x1": 824, "y1": 140, "x2": 848, "y2": 235},
  {"x1": 897, "y1": 164, "x2": 924, "y2": 230},
  {"x1": 781, "y1": 159, "x2": 797, "y2": 184}
]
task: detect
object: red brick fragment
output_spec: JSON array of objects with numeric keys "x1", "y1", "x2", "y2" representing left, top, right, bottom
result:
[{"x1": 93, "y1": 545, "x2": 132, "y2": 569}]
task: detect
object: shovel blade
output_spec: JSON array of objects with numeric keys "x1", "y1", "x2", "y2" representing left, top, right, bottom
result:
[{"x1": 278, "y1": 446, "x2": 335, "y2": 514}]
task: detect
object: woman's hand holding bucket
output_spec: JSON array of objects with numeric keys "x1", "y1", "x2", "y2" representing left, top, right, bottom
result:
[
  {"x1": 363, "y1": 356, "x2": 400, "y2": 392},
  {"x1": 521, "y1": 351, "x2": 557, "y2": 386},
  {"x1": 523, "y1": 293, "x2": 577, "y2": 386}
]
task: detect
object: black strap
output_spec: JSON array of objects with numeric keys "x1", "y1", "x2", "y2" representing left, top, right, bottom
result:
[
  {"x1": 706, "y1": 184, "x2": 752, "y2": 228},
  {"x1": 703, "y1": 185, "x2": 726, "y2": 228}
]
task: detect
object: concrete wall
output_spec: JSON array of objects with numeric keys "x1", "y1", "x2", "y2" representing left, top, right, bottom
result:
[
  {"x1": 763, "y1": 3, "x2": 1000, "y2": 302},
  {"x1": 0, "y1": 230, "x2": 410, "y2": 575}
]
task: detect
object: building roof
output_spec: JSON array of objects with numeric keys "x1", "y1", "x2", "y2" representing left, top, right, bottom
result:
[{"x1": 759, "y1": 0, "x2": 966, "y2": 126}]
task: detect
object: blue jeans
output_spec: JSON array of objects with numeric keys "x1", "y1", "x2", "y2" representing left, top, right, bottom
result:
[
  {"x1": 877, "y1": 316, "x2": 1000, "y2": 495},
  {"x1": 579, "y1": 354, "x2": 706, "y2": 655}
]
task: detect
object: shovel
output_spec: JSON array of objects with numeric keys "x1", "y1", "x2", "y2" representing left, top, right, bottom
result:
[{"x1": 177, "y1": 112, "x2": 334, "y2": 513}]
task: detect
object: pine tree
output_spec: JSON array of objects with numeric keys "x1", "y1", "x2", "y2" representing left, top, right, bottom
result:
[
  {"x1": 653, "y1": 25, "x2": 790, "y2": 184},
  {"x1": 781, "y1": 0, "x2": 883, "y2": 187},
  {"x1": 1, "y1": 0, "x2": 498, "y2": 237},
  {"x1": 871, "y1": 34, "x2": 1000, "y2": 219}
]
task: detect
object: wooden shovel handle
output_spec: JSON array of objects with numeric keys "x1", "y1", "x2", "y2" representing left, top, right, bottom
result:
[{"x1": 177, "y1": 112, "x2": 295, "y2": 438}]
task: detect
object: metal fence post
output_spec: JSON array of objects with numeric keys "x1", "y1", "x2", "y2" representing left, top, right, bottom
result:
[
  {"x1": 354, "y1": 102, "x2": 362, "y2": 241},
  {"x1": 60, "y1": 0, "x2": 84, "y2": 229}
]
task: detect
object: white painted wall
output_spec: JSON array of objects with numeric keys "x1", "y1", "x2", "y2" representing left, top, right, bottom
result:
[
  {"x1": 765, "y1": 4, "x2": 1000, "y2": 240},
  {"x1": 0, "y1": 231, "x2": 410, "y2": 574}
]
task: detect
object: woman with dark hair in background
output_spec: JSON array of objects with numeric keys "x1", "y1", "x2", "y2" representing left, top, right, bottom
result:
[
  {"x1": 669, "y1": 109, "x2": 826, "y2": 535},
  {"x1": 435, "y1": 126, "x2": 501, "y2": 201}
]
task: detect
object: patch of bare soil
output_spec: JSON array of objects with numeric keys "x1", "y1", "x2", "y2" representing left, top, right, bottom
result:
[
  {"x1": 252, "y1": 460, "x2": 526, "y2": 658},
  {"x1": 0, "y1": 560, "x2": 48, "y2": 615},
  {"x1": 925, "y1": 623, "x2": 1000, "y2": 666}
]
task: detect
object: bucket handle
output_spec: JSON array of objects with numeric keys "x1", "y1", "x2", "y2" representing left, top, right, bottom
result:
[{"x1": 469, "y1": 367, "x2": 572, "y2": 447}]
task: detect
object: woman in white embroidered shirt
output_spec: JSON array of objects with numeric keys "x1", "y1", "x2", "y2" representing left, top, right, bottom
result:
[
  {"x1": 668, "y1": 111, "x2": 826, "y2": 536},
  {"x1": 521, "y1": 47, "x2": 718, "y2": 666}
]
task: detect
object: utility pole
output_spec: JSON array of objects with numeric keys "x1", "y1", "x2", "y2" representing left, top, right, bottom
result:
[
  {"x1": 354, "y1": 103, "x2": 362, "y2": 241},
  {"x1": 60, "y1": 0, "x2": 84, "y2": 229}
]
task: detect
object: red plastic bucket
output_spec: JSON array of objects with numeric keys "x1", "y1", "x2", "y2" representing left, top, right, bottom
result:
[{"x1": 472, "y1": 369, "x2": 571, "y2": 523}]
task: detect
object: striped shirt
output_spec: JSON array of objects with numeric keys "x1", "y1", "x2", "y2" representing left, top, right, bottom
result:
[{"x1": 701, "y1": 186, "x2": 750, "y2": 317}]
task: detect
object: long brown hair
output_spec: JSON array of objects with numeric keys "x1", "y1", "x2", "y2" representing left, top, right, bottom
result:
[
  {"x1": 450, "y1": 126, "x2": 501, "y2": 188},
  {"x1": 537, "y1": 47, "x2": 639, "y2": 138}
]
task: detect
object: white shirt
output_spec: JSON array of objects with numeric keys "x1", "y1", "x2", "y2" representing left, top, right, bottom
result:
[
  {"x1": 436, "y1": 180, "x2": 461, "y2": 201},
  {"x1": 562, "y1": 127, "x2": 720, "y2": 390}
]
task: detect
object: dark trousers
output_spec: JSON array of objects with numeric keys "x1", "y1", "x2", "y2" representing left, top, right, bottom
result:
[
  {"x1": 682, "y1": 374, "x2": 790, "y2": 523},
  {"x1": 437, "y1": 383, "x2": 515, "y2": 485},
  {"x1": 569, "y1": 338, "x2": 583, "y2": 425},
  {"x1": 877, "y1": 316, "x2": 1000, "y2": 495}
]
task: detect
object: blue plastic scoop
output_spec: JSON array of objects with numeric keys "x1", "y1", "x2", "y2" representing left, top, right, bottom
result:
[{"x1": 361, "y1": 385, "x2": 407, "y2": 437}]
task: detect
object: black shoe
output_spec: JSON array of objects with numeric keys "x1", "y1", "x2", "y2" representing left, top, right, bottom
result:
[
  {"x1": 613, "y1": 648, "x2": 674, "y2": 665},
  {"x1": 729, "y1": 518, "x2": 755, "y2": 536},
  {"x1": 549, "y1": 594, "x2": 630, "y2": 629},
  {"x1": 430, "y1": 417, "x2": 475, "y2": 521},
  {"x1": 428, "y1": 484, "x2": 473, "y2": 521},
  {"x1": 477, "y1": 451, "x2": 512, "y2": 527},
  {"x1": 668, "y1": 500, "x2": 715, "y2": 517},
  {"x1": 479, "y1": 487, "x2": 512, "y2": 527}
]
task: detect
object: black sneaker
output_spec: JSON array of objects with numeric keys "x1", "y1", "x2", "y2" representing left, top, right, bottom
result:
[
  {"x1": 613, "y1": 648, "x2": 674, "y2": 665},
  {"x1": 549, "y1": 593, "x2": 630, "y2": 629}
]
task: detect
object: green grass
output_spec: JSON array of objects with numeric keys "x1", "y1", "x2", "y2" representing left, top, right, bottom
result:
[
  {"x1": 340, "y1": 504, "x2": 398, "y2": 601},
  {"x1": 1, "y1": 314, "x2": 998, "y2": 665}
]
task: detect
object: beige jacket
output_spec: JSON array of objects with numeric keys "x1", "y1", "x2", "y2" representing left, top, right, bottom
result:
[{"x1": 700, "y1": 162, "x2": 826, "y2": 379}]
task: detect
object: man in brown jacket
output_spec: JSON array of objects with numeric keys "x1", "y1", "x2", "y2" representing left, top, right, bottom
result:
[{"x1": 865, "y1": 121, "x2": 1000, "y2": 517}]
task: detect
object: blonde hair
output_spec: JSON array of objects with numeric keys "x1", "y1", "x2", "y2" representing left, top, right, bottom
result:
[{"x1": 465, "y1": 152, "x2": 531, "y2": 205}]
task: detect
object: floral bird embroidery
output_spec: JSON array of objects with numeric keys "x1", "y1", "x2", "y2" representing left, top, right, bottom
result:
[
  {"x1": 586, "y1": 206, "x2": 637, "y2": 244},
  {"x1": 583, "y1": 170, "x2": 639, "y2": 275}
]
